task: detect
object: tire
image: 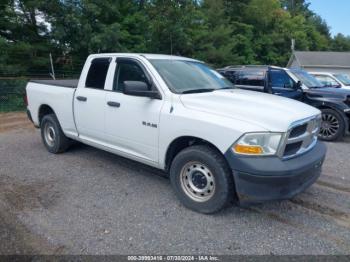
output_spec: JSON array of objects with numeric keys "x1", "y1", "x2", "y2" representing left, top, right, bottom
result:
[
  {"x1": 169, "y1": 145, "x2": 234, "y2": 214},
  {"x1": 40, "y1": 114, "x2": 70, "y2": 153},
  {"x1": 319, "y1": 109, "x2": 345, "y2": 141}
]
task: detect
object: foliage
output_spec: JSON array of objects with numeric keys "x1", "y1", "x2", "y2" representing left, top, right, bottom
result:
[
  {"x1": 331, "y1": 34, "x2": 350, "y2": 51},
  {"x1": 0, "y1": 0, "x2": 350, "y2": 75},
  {"x1": 0, "y1": 79, "x2": 27, "y2": 112}
]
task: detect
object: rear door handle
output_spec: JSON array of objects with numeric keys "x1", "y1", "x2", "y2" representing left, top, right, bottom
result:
[
  {"x1": 107, "y1": 101, "x2": 120, "y2": 108},
  {"x1": 76, "y1": 96, "x2": 87, "y2": 102}
]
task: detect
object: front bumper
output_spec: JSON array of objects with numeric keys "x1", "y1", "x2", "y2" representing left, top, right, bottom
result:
[
  {"x1": 345, "y1": 110, "x2": 350, "y2": 135},
  {"x1": 224, "y1": 142, "x2": 327, "y2": 205}
]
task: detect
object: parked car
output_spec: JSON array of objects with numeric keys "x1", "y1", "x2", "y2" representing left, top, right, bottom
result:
[
  {"x1": 26, "y1": 54, "x2": 326, "y2": 213},
  {"x1": 310, "y1": 72, "x2": 350, "y2": 89},
  {"x1": 218, "y1": 66, "x2": 350, "y2": 141}
]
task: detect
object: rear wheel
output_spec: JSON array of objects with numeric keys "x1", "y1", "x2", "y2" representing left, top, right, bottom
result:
[
  {"x1": 41, "y1": 114, "x2": 70, "y2": 153},
  {"x1": 170, "y1": 145, "x2": 234, "y2": 214},
  {"x1": 319, "y1": 109, "x2": 345, "y2": 141}
]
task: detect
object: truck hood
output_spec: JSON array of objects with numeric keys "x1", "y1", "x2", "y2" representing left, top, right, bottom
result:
[
  {"x1": 305, "y1": 87, "x2": 350, "y2": 100},
  {"x1": 180, "y1": 89, "x2": 320, "y2": 132}
]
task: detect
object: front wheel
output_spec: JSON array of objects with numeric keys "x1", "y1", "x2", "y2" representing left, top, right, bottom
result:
[
  {"x1": 170, "y1": 145, "x2": 234, "y2": 214},
  {"x1": 318, "y1": 109, "x2": 345, "y2": 141}
]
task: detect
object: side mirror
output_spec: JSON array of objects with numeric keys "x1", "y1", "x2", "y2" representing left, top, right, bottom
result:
[
  {"x1": 284, "y1": 83, "x2": 293, "y2": 89},
  {"x1": 294, "y1": 81, "x2": 302, "y2": 90},
  {"x1": 123, "y1": 81, "x2": 161, "y2": 99}
]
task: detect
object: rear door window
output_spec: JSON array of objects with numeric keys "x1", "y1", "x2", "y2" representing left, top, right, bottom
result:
[{"x1": 220, "y1": 70, "x2": 237, "y2": 83}]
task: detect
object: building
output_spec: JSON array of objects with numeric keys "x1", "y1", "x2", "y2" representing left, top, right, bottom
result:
[{"x1": 287, "y1": 51, "x2": 350, "y2": 75}]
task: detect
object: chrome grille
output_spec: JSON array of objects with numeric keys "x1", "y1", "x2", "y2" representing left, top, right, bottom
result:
[{"x1": 278, "y1": 116, "x2": 321, "y2": 159}]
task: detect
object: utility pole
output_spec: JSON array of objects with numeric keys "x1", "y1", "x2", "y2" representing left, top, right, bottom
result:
[
  {"x1": 49, "y1": 53, "x2": 56, "y2": 80},
  {"x1": 170, "y1": 33, "x2": 173, "y2": 55},
  {"x1": 291, "y1": 0, "x2": 295, "y2": 15},
  {"x1": 291, "y1": 0, "x2": 296, "y2": 52}
]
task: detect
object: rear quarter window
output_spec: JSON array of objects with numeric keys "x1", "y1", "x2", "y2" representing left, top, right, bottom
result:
[
  {"x1": 236, "y1": 70, "x2": 265, "y2": 86},
  {"x1": 220, "y1": 70, "x2": 237, "y2": 83},
  {"x1": 85, "y1": 58, "x2": 111, "y2": 89}
]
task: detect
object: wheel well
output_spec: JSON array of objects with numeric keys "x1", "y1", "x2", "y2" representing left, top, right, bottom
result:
[
  {"x1": 317, "y1": 105, "x2": 332, "y2": 111},
  {"x1": 164, "y1": 136, "x2": 224, "y2": 172},
  {"x1": 38, "y1": 105, "x2": 55, "y2": 126}
]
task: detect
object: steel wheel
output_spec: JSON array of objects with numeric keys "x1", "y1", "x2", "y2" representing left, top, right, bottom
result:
[
  {"x1": 319, "y1": 113, "x2": 340, "y2": 139},
  {"x1": 180, "y1": 161, "x2": 215, "y2": 202},
  {"x1": 44, "y1": 122, "x2": 56, "y2": 147}
]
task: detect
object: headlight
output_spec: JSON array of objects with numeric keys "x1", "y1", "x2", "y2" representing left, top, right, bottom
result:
[
  {"x1": 345, "y1": 96, "x2": 350, "y2": 107},
  {"x1": 233, "y1": 132, "x2": 283, "y2": 156}
]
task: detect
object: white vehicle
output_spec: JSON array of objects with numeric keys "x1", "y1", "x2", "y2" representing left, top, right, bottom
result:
[
  {"x1": 310, "y1": 72, "x2": 350, "y2": 89},
  {"x1": 26, "y1": 53, "x2": 326, "y2": 213}
]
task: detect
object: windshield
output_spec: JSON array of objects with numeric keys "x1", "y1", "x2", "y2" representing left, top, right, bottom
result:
[
  {"x1": 290, "y1": 69, "x2": 323, "y2": 88},
  {"x1": 334, "y1": 73, "x2": 350, "y2": 86},
  {"x1": 149, "y1": 59, "x2": 234, "y2": 94}
]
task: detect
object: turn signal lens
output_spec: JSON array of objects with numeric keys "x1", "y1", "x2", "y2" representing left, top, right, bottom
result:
[{"x1": 233, "y1": 144, "x2": 263, "y2": 155}]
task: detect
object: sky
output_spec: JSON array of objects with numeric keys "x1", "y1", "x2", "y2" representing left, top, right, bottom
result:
[{"x1": 309, "y1": 0, "x2": 350, "y2": 37}]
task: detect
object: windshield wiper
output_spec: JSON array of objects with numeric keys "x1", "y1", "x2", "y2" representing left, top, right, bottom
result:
[
  {"x1": 181, "y1": 88, "x2": 216, "y2": 94},
  {"x1": 219, "y1": 86, "x2": 235, "y2": 90}
]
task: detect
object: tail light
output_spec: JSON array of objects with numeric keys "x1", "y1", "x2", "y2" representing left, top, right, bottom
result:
[{"x1": 24, "y1": 94, "x2": 28, "y2": 107}]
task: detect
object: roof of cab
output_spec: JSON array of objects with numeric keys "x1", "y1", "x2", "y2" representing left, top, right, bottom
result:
[
  {"x1": 88, "y1": 53, "x2": 201, "y2": 62},
  {"x1": 309, "y1": 72, "x2": 335, "y2": 76},
  {"x1": 218, "y1": 65, "x2": 286, "y2": 71}
]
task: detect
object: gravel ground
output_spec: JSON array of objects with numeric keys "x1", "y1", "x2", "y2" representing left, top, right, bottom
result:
[{"x1": 0, "y1": 113, "x2": 350, "y2": 255}]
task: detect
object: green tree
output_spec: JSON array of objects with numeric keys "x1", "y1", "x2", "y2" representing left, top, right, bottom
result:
[
  {"x1": 331, "y1": 33, "x2": 350, "y2": 51},
  {"x1": 1, "y1": 0, "x2": 349, "y2": 76},
  {"x1": 239, "y1": 0, "x2": 330, "y2": 65},
  {"x1": 145, "y1": 0, "x2": 202, "y2": 56},
  {"x1": 280, "y1": 0, "x2": 331, "y2": 38},
  {"x1": 222, "y1": 0, "x2": 256, "y2": 64},
  {"x1": 192, "y1": 0, "x2": 243, "y2": 67},
  {"x1": 0, "y1": 0, "x2": 54, "y2": 75},
  {"x1": 44, "y1": 0, "x2": 148, "y2": 64}
]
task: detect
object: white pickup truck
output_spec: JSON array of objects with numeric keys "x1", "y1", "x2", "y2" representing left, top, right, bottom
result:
[{"x1": 26, "y1": 53, "x2": 326, "y2": 213}]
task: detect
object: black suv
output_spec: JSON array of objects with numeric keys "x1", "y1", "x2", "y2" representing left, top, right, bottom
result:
[{"x1": 218, "y1": 66, "x2": 350, "y2": 141}]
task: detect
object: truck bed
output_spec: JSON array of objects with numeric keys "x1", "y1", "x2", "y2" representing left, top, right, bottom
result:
[
  {"x1": 29, "y1": 79, "x2": 79, "y2": 88},
  {"x1": 26, "y1": 79, "x2": 78, "y2": 137}
]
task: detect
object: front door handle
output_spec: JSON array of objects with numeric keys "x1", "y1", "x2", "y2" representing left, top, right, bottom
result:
[
  {"x1": 76, "y1": 96, "x2": 87, "y2": 102},
  {"x1": 107, "y1": 101, "x2": 120, "y2": 108}
]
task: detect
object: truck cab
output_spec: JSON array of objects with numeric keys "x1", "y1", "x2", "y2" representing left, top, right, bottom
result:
[{"x1": 218, "y1": 66, "x2": 350, "y2": 141}]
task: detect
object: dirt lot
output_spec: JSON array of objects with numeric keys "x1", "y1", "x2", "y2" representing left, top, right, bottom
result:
[{"x1": 0, "y1": 112, "x2": 350, "y2": 255}]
